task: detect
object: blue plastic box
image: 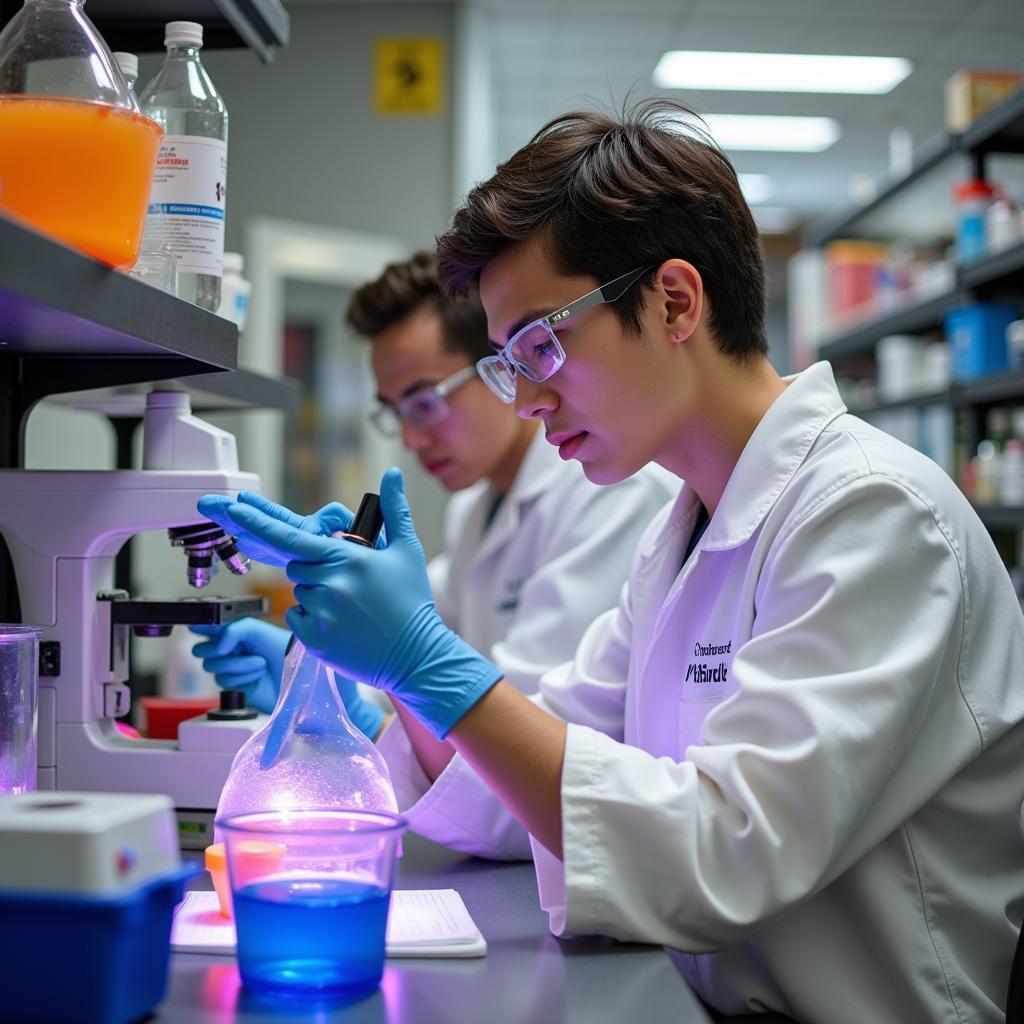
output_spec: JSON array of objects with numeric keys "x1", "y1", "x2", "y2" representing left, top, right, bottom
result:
[
  {"x1": 945, "y1": 302, "x2": 1019, "y2": 381},
  {"x1": 0, "y1": 864, "x2": 194, "y2": 1024}
]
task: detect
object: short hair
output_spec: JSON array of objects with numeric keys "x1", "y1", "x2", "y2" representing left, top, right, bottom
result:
[
  {"x1": 435, "y1": 99, "x2": 767, "y2": 360},
  {"x1": 345, "y1": 250, "x2": 491, "y2": 363}
]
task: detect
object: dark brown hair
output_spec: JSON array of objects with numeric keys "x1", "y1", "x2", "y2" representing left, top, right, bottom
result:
[
  {"x1": 436, "y1": 99, "x2": 767, "y2": 359},
  {"x1": 345, "y1": 250, "x2": 491, "y2": 362}
]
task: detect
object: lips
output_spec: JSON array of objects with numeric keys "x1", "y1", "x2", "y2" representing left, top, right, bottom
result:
[
  {"x1": 547, "y1": 429, "x2": 588, "y2": 461},
  {"x1": 422, "y1": 457, "x2": 453, "y2": 476}
]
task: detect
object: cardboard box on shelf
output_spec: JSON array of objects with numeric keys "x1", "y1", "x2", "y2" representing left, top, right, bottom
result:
[{"x1": 945, "y1": 69, "x2": 1024, "y2": 133}]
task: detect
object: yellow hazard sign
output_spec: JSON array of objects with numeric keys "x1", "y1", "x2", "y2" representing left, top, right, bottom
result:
[{"x1": 374, "y1": 37, "x2": 444, "y2": 116}]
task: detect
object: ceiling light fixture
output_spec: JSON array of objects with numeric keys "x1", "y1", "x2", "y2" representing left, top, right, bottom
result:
[
  {"x1": 684, "y1": 113, "x2": 840, "y2": 152},
  {"x1": 653, "y1": 50, "x2": 912, "y2": 94}
]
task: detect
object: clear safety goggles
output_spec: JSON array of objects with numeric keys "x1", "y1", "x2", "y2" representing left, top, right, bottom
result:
[
  {"x1": 476, "y1": 264, "x2": 652, "y2": 404},
  {"x1": 369, "y1": 364, "x2": 479, "y2": 437}
]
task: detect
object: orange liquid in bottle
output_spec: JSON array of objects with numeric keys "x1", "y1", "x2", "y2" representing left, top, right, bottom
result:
[{"x1": 0, "y1": 96, "x2": 163, "y2": 267}]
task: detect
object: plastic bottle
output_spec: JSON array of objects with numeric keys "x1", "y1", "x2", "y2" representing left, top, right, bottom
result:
[
  {"x1": 973, "y1": 440, "x2": 1001, "y2": 504},
  {"x1": 113, "y1": 51, "x2": 138, "y2": 98},
  {"x1": 216, "y1": 252, "x2": 252, "y2": 331},
  {"x1": 953, "y1": 179, "x2": 994, "y2": 264},
  {"x1": 1001, "y1": 439, "x2": 1024, "y2": 506},
  {"x1": 139, "y1": 22, "x2": 227, "y2": 311}
]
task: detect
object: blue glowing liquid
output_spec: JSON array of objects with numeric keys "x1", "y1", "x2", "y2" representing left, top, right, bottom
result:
[{"x1": 234, "y1": 878, "x2": 390, "y2": 995}]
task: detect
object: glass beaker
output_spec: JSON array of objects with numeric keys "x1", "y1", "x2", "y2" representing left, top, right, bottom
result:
[
  {"x1": 0, "y1": 626, "x2": 41, "y2": 794},
  {"x1": 0, "y1": 0, "x2": 163, "y2": 267},
  {"x1": 218, "y1": 809, "x2": 407, "y2": 997}
]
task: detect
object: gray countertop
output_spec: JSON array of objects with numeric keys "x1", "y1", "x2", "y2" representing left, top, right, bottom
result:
[{"x1": 158, "y1": 834, "x2": 713, "y2": 1024}]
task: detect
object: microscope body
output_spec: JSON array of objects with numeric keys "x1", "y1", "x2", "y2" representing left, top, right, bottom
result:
[{"x1": 0, "y1": 393, "x2": 269, "y2": 837}]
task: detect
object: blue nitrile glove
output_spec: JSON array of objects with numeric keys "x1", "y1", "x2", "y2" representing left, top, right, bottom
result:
[
  {"x1": 215, "y1": 468, "x2": 503, "y2": 739},
  {"x1": 189, "y1": 618, "x2": 289, "y2": 714},
  {"x1": 189, "y1": 619, "x2": 386, "y2": 739},
  {"x1": 197, "y1": 492, "x2": 356, "y2": 568},
  {"x1": 332, "y1": 674, "x2": 387, "y2": 741}
]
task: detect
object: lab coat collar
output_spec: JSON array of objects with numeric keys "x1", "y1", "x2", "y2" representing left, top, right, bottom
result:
[
  {"x1": 501, "y1": 423, "x2": 565, "y2": 508},
  {"x1": 701, "y1": 361, "x2": 846, "y2": 551},
  {"x1": 472, "y1": 426, "x2": 562, "y2": 561}
]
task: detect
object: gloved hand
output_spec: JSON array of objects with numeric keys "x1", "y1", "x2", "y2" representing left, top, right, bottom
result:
[
  {"x1": 197, "y1": 492, "x2": 355, "y2": 568},
  {"x1": 212, "y1": 468, "x2": 502, "y2": 739},
  {"x1": 190, "y1": 618, "x2": 289, "y2": 714},
  {"x1": 332, "y1": 674, "x2": 387, "y2": 741},
  {"x1": 190, "y1": 619, "x2": 387, "y2": 738}
]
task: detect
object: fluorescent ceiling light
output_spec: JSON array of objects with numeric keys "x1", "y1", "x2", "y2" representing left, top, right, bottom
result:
[
  {"x1": 692, "y1": 113, "x2": 839, "y2": 152},
  {"x1": 751, "y1": 207, "x2": 796, "y2": 234},
  {"x1": 737, "y1": 173, "x2": 773, "y2": 204},
  {"x1": 653, "y1": 51, "x2": 912, "y2": 94}
]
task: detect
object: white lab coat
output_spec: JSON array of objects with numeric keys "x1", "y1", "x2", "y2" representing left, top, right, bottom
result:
[
  {"x1": 380, "y1": 426, "x2": 678, "y2": 857},
  {"x1": 386, "y1": 362, "x2": 1024, "y2": 1023}
]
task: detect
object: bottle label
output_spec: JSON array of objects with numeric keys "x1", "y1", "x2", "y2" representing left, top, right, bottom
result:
[{"x1": 142, "y1": 135, "x2": 227, "y2": 276}]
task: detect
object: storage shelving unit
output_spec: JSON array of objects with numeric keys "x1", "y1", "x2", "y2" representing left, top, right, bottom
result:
[
  {"x1": 797, "y1": 87, "x2": 1024, "y2": 559},
  {"x1": 0, "y1": 0, "x2": 289, "y2": 63}
]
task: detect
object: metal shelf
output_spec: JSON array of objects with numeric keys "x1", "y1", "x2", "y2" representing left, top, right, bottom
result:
[
  {"x1": 851, "y1": 371, "x2": 1024, "y2": 417},
  {"x1": 961, "y1": 88, "x2": 1024, "y2": 156},
  {"x1": 960, "y1": 240, "x2": 1024, "y2": 294},
  {"x1": 972, "y1": 504, "x2": 1024, "y2": 530},
  {"x1": 805, "y1": 133, "x2": 957, "y2": 248},
  {"x1": 850, "y1": 390, "x2": 951, "y2": 416},
  {"x1": 50, "y1": 368, "x2": 300, "y2": 417},
  {"x1": 819, "y1": 291, "x2": 956, "y2": 364},
  {"x1": 0, "y1": 216, "x2": 236, "y2": 367},
  {"x1": 0, "y1": 0, "x2": 289, "y2": 63},
  {"x1": 806, "y1": 88, "x2": 1024, "y2": 248},
  {"x1": 0, "y1": 215, "x2": 243, "y2": 465}
]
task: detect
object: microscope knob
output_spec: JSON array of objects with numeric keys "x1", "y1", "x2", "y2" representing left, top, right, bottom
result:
[{"x1": 206, "y1": 689, "x2": 258, "y2": 721}]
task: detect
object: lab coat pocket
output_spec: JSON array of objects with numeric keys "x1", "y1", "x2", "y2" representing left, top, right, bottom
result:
[{"x1": 678, "y1": 656, "x2": 733, "y2": 749}]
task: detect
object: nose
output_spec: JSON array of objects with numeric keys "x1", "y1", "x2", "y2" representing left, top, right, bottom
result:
[
  {"x1": 400, "y1": 419, "x2": 432, "y2": 451},
  {"x1": 514, "y1": 375, "x2": 557, "y2": 421}
]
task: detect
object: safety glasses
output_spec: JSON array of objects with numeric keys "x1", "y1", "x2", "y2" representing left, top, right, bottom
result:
[
  {"x1": 477, "y1": 265, "x2": 652, "y2": 403},
  {"x1": 369, "y1": 364, "x2": 479, "y2": 437}
]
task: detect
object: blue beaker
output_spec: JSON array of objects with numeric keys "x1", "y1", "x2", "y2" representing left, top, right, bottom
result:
[{"x1": 218, "y1": 808, "x2": 407, "y2": 998}]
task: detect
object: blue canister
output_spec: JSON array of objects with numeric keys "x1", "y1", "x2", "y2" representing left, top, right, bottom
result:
[{"x1": 945, "y1": 303, "x2": 1020, "y2": 381}]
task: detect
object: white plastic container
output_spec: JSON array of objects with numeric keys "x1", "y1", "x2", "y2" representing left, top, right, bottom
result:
[
  {"x1": 215, "y1": 251, "x2": 252, "y2": 331},
  {"x1": 877, "y1": 335, "x2": 925, "y2": 401},
  {"x1": 1001, "y1": 438, "x2": 1024, "y2": 505}
]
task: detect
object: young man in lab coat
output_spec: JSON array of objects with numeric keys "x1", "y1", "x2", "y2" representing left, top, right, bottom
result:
[
  {"x1": 195, "y1": 252, "x2": 675, "y2": 857},
  {"x1": 200, "y1": 101, "x2": 1024, "y2": 1023}
]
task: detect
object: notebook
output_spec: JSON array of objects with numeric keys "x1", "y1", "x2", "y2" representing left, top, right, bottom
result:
[{"x1": 171, "y1": 888, "x2": 487, "y2": 959}]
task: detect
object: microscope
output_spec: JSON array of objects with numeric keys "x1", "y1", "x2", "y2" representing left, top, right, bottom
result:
[{"x1": 0, "y1": 390, "x2": 271, "y2": 844}]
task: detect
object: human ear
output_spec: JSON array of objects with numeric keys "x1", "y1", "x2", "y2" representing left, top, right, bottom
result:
[{"x1": 656, "y1": 259, "x2": 703, "y2": 343}]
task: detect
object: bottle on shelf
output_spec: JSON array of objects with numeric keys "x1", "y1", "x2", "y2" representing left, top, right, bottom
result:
[
  {"x1": 973, "y1": 440, "x2": 1001, "y2": 504},
  {"x1": 139, "y1": 21, "x2": 228, "y2": 312},
  {"x1": 112, "y1": 51, "x2": 139, "y2": 100},
  {"x1": 215, "y1": 252, "x2": 252, "y2": 331},
  {"x1": 0, "y1": 0, "x2": 162, "y2": 267},
  {"x1": 1001, "y1": 439, "x2": 1024, "y2": 506}
]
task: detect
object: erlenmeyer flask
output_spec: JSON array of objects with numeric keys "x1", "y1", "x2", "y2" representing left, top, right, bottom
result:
[
  {"x1": 215, "y1": 492, "x2": 397, "y2": 835},
  {"x1": 0, "y1": 0, "x2": 162, "y2": 266},
  {"x1": 216, "y1": 642, "x2": 398, "y2": 833}
]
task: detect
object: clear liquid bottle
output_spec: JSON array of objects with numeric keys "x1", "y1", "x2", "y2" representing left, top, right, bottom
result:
[
  {"x1": 139, "y1": 21, "x2": 227, "y2": 311},
  {"x1": 112, "y1": 51, "x2": 138, "y2": 99}
]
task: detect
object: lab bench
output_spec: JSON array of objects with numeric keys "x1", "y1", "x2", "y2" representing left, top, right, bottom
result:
[{"x1": 163, "y1": 833, "x2": 713, "y2": 1024}]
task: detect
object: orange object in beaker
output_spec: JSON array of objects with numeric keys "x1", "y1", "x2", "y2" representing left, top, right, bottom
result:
[{"x1": 0, "y1": 96, "x2": 162, "y2": 267}]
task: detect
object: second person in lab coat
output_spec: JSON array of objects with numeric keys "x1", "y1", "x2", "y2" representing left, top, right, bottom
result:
[{"x1": 194, "y1": 252, "x2": 676, "y2": 856}]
